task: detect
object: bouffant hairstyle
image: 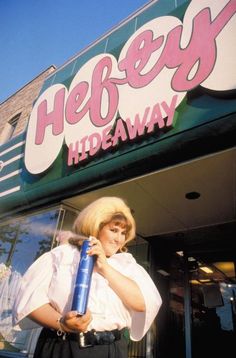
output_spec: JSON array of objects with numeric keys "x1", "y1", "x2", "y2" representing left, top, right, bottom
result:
[{"x1": 73, "y1": 196, "x2": 136, "y2": 250}]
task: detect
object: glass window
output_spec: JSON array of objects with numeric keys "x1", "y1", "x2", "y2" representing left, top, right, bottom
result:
[
  {"x1": 0, "y1": 222, "x2": 19, "y2": 265},
  {"x1": 0, "y1": 207, "x2": 60, "y2": 356},
  {"x1": 0, "y1": 113, "x2": 21, "y2": 144}
]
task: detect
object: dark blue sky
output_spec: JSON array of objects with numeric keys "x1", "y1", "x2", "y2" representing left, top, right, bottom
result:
[{"x1": 0, "y1": 0, "x2": 149, "y2": 103}]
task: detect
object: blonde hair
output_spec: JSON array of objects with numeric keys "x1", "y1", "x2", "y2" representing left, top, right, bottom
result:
[{"x1": 73, "y1": 196, "x2": 136, "y2": 250}]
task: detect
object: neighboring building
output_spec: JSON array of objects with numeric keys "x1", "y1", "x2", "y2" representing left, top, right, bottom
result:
[
  {"x1": 0, "y1": 66, "x2": 56, "y2": 145},
  {"x1": 0, "y1": 1, "x2": 236, "y2": 358}
]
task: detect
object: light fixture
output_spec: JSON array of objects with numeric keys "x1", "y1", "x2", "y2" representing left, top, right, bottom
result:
[
  {"x1": 199, "y1": 266, "x2": 213, "y2": 274},
  {"x1": 185, "y1": 191, "x2": 201, "y2": 200},
  {"x1": 190, "y1": 280, "x2": 201, "y2": 285},
  {"x1": 157, "y1": 269, "x2": 170, "y2": 276}
]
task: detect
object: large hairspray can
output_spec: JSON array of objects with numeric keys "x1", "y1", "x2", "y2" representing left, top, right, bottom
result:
[{"x1": 71, "y1": 238, "x2": 95, "y2": 315}]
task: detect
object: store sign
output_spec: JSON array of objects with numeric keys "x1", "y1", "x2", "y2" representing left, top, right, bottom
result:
[{"x1": 25, "y1": 0, "x2": 236, "y2": 174}]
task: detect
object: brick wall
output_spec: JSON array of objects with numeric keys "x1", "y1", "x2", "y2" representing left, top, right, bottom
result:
[{"x1": 0, "y1": 65, "x2": 56, "y2": 144}]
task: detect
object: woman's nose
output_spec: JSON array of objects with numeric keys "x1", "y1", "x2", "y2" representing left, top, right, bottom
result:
[{"x1": 114, "y1": 232, "x2": 121, "y2": 241}]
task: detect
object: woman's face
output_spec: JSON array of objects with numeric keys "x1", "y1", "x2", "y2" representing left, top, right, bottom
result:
[{"x1": 98, "y1": 220, "x2": 127, "y2": 257}]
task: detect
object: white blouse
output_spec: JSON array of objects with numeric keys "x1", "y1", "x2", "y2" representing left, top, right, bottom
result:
[{"x1": 13, "y1": 244, "x2": 162, "y2": 341}]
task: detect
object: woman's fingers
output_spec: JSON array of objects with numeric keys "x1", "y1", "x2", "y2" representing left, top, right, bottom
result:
[
  {"x1": 63, "y1": 310, "x2": 92, "y2": 332},
  {"x1": 89, "y1": 237, "x2": 100, "y2": 247},
  {"x1": 87, "y1": 238, "x2": 103, "y2": 255}
]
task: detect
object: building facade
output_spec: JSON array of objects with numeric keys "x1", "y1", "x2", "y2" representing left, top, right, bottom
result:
[
  {"x1": 0, "y1": 66, "x2": 56, "y2": 145},
  {"x1": 0, "y1": 1, "x2": 236, "y2": 357}
]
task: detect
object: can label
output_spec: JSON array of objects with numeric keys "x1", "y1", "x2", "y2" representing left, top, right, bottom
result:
[{"x1": 71, "y1": 239, "x2": 95, "y2": 315}]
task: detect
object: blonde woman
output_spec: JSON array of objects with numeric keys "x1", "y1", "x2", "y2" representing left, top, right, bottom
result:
[{"x1": 13, "y1": 197, "x2": 162, "y2": 358}]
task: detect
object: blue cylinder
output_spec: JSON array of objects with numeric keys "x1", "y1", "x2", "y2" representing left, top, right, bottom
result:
[{"x1": 71, "y1": 239, "x2": 95, "y2": 315}]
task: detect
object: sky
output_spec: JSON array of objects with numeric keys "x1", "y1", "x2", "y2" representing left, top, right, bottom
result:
[{"x1": 0, "y1": 0, "x2": 150, "y2": 104}]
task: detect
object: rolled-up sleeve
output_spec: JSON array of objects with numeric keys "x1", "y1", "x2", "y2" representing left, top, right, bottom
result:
[
  {"x1": 127, "y1": 262, "x2": 162, "y2": 341},
  {"x1": 12, "y1": 251, "x2": 53, "y2": 330},
  {"x1": 110, "y1": 253, "x2": 162, "y2": 341}
]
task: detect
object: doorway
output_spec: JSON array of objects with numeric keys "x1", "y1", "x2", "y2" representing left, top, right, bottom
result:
[
  {"x1": 189, "y1": 237, "x2": 236, "y2": 357},
  {"x1": 149, "y1": 222, "x2": 236, "y2": 358}
]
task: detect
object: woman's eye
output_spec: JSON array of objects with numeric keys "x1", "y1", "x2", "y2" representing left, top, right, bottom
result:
[
  {"x1": 110, "y1": 228, "x2": 117, "y2": 233},
  {"x1": 109, "y1": 227, "x2": 126, "y2": 236}
]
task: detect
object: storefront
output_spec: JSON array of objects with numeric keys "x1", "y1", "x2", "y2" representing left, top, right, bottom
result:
[{"x1": 0, "y1": 0, "x2": 236, "y2": 357}]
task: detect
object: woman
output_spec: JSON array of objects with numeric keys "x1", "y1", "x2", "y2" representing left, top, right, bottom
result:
[{"x1": 13, "y1": 196, "x2": 162, "y2": 358}]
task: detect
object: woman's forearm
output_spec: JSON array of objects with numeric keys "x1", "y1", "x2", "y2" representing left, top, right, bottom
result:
[
  {"x1": 28, "y1": 304, "x2": 92, "y2": 333},
  {"x1": 100, "y1": 264, "x2": 146, "y2": 312},
  {"x1": 28, "y1": 303, "x2": 61, "y2": 330}
]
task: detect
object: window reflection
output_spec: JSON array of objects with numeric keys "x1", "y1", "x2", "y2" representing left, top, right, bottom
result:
[
  {"x1": 0, "y1": 223, "x2": 19, "y2": 265},
  {"x1": 11, "y1": 211, "x2": 59, "y2": 275},
  {"x1": 0, "y1": 208, "x2": 60, "y2": 355}
]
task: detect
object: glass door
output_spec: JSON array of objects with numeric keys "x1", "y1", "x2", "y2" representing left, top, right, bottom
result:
[
  {"x1": 149, "y1": 224, "x2": 236, "y2": 358},
  {"x1": 150, "y1": 244, "x2": 186, "y2": 358},
  {"x1": 189, "y1": 250, "x2": 236, "y2": 358}
]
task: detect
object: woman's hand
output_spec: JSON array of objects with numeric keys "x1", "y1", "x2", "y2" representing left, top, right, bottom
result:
[
  {"x1": 28, "y1": 304, "x2": 92, "y2": 333},
  {"x1": 61, "y1": 310, "x2": 92, "y2": 333},
  {"x1": 87, "y1": 237, "x2": 109, "y2": 274}
]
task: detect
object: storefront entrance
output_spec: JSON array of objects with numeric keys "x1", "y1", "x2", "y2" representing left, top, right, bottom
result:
[
  {"x1": 0, "y1": 147, "x2": 235, "y2": 357},
  {"x1": 150, "y1": 222, "x2": 236, "y2": 358}
]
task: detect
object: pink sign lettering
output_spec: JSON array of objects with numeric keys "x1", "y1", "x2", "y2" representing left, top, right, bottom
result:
[{"x1": 25, "y1": 0, "x2": 236, "y2": 174}]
